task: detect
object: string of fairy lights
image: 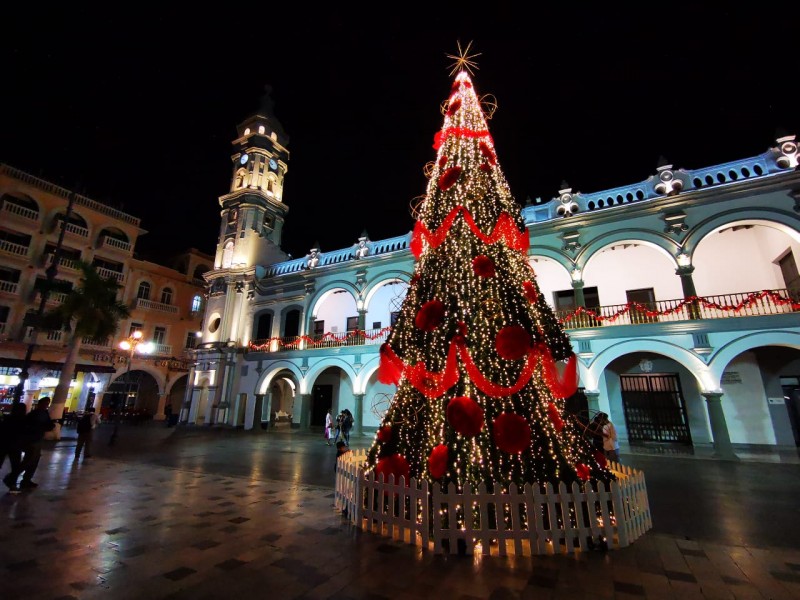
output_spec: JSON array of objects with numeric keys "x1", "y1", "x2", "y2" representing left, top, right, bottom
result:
[{"x1": 364, "y1": 62, "x2": 614, "y2": 494}]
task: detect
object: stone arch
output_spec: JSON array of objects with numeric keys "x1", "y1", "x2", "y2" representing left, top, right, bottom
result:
[
  {"x1": 303, "y1": 358, "x2": 357, "y2": 392},
  {"x1": 255, "y1": 361, "x2": 304, "y2": 395},
  {"x1": 363, "y1": 272, "x2": 412, "y2": 309},
  {"x1": 576, "y1": 230, "x2": 680, "y2": 272},
  {"x1": 682, "y1": 211, "x2": 800, "y2": 257},
  {"x1": 1, "y1": 192, "x2": 41, "y2": 220},
  {"x1": 528, "y1": 246, "x2": 574, "y2": 271},
  {"x1": 307, "y1": 281, "x2": 360, "y2": 318},
  {"x1": 584, "y1": 339, "x2": 712, "y2": 391},
  {"x1": 707, "y1": 331, "x2": 800, "y2": 387}
]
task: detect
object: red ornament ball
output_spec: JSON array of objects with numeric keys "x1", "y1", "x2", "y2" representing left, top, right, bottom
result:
[
  {"x1": 522, "y1": 281, "x2": 538, "y2": 303},
  {"x1": 375, "y1": 454, "x2": 410, "y2": 485},
  {"x1": 495, "y1": 325, "x2": 532, "y2": 360},
  {"x1": 377, "y1": 425, "x2": 392, "y2": 443},
  {"x1": 446, "y1": 396, "x2": 484, "y2": 437},
  {"x1": 479, "y1": 163, "x2": 492, "y2": 172},
  {"x1": 415, "y1": 299, "x2": 445, "y2": 331},
  {"x1": 438, "y1": 155, "x2": 448, "y2": 168},
  {"x1": 433, "y1": 130, "x2": 444, "y2": 150},
  {"x1": 575, "y1": 463, "x2": 591, "y2": 481},
  {"x1": 493, "y1": 412, "x2": 531, "y2": 454},
  {"x1": 472, "y1": 255, "x2": 495, "y2": 278},
  {"x1": 428, "y1": 444, "x2": 449, "y2": 479}
]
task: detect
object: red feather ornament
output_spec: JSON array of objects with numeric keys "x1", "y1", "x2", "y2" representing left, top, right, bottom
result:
[
  {"x1": 479, "y1": 141, "x2": 497, "y2": 164},
  {"x1": 446, "y1": 98, "x2": 462, "y2": 116},
  {"x1": 522, "y1": 281, "x2": 538, "y2": 303},
  {"x1": 479, "y1": 163, "x2": 492, "y2": 172},
  {"x1": 575, "y1": 463, "x2": 591, "y2": 481},
  {"x1": 375, "y1": 454, "x2": 410, "y2": 485},
  {"x1": 493, "y1": 413, "x2": 531, "y2": 454},
  {"x1": 446, "y1": 396, "x2": 484, "y2": 437},
  {"x1": 433, "y1": 130, "x2": 444, "y2": 150},
  {"x1": 415, "y1": 299, "x2": 445, "y2": 331},
  {"x1": 438, "y1": 155, "x2": 448, "y2": 168},
  {"x1": 472, "y1": 255, "x2": 495, "y2": 278},
  {"x1": 428, "y1": 444, "x2": 448, "y2": 479},
  {"x1": 377, "y1": 425, "x2": 392, "y2": 443},
  {"x1": 594, "y1": 450, "x2": 608, "y2": 469},
  {"x1": 495, "y1": 325, "x2": 532, "y2": 360},
  {"x1": 547, "y1": 402, "x2": 565, "y2": 432},
  {"x1": 438, "y1": 166, "x2": 462, "y2": 190},
  {"x1": 377, "y1": 343, "x2": 403, "y2": 384}
]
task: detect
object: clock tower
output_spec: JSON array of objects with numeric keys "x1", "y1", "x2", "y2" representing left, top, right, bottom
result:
[{"x1": 215, "y1": 85, "x2": 290, "y2": 270}]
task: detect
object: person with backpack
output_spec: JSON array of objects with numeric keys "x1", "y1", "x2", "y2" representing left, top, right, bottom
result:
[
  {"x1": 341, "y1": 409, "x2": 354, "y2": 446},
  {"x1": 75, "y1": 407, "x2": 99, "y2": 461}
]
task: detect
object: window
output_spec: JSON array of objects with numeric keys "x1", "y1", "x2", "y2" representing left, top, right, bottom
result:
[
  {"x1": 313, "y1": 320, "x2": 325, "y2": 336},
  {"x1": 284, "y1": 309, "x2": 300, "y2": 337},
  {"x1": 129, "y1": 322, "x2": 143, "y2": 337},
  {"x1": 372, "y1": 321, "x2": 381, "y2": 329},
  {"x1": 137, "y1": 281, "x2": 151, "y2": 300},
  {"x1": 222, "y1": 240, "x2": 234, "y2": 268},
  {"x1": 160, "y1": 288, "x2": 173, "y2": 305},
  {"x1": 185, "y1": 332, "x2": 198, "y2": 349},
  {"x1": 255, "y1": 313, "x2": 272, "y2": 339},
  {"x1": 258, "y1": 125, "x2": 265, "y2": 135},
  {"x1": 346, "y1": 316, "x2": 359, "y2": 332},
  {"x1": 153, "y1": 327, "x2": 166, "y2": 345},
  {"x1": 191, "y1": 294, "x2": 202, "y2": 313},
  {"x1": 552, "y1": 286, "x2": 599, "y2": 311}
]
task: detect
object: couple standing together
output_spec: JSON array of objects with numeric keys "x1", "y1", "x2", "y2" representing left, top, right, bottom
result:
[{"x1": 325, "y1": 408, "x2": 353, "y2": 446}]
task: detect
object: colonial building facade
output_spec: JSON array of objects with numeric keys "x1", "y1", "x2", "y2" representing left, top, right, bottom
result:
[
  {"x1": 0, "y1": 165, "x2": 213, "y2": 419},
  {"x1": 187, "y1": 100, "x2": 800, "y2": 457}
]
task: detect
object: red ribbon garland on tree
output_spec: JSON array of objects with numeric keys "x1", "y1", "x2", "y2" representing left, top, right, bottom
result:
[{"x1": 410, "y1": 206, "x2": 529, "y2": 258}]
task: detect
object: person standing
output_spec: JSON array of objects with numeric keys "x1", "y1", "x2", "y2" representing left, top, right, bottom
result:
[
  {"x1": 74, "y1": 407, "x2": 99, "y2": 461},
  {"x1": 601, "y1": 413, "x2": 621, "y2": 464},
  {"x1": 1, "y1": 403, "x2": 28, "y2": 493},
  {"x1": 9, "y1": 396, "x2": 55, "y2": 490},
  {"x1": 333, "y1": 411, "x2": 344, "y2": 444},
  {"x1": 341, "y1": 409, "x2": 354, "y2": 446},
  {"x1": 324, "y1": 408, "x2": 334, "y2": 446}
]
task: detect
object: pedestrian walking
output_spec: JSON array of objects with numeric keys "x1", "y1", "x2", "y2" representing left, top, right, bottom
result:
[
  {"x1": 74, "y1": 407, "x2": 99, "y2": 461},
  {"x1": 1, "y1": 403, "x2": 28, "y2": 493},
  {"x1": 324, "y1": 408, "x2": 334, "y2": 446},
  {"x1": 7, "y1": 396, "x2": 55, "y2": 490}
]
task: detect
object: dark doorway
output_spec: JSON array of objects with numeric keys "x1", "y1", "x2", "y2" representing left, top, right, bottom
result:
[
  {"x1": 781, "y1": 384, "x2": 800, "y2": 446},
  {"x1": 620, "y1": 373, "x2": 692, "y2": 446},
  {"x1": 284, "y1": 309, "x2": 300, "y2": 337},
  {"x1": 311, "y1": 384, "x2": 332, "y2": 427}
]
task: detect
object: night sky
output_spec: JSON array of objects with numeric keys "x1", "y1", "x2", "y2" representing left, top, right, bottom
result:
[{"x1": 2, "y1": 6, "x2": 798, "y2": 263}]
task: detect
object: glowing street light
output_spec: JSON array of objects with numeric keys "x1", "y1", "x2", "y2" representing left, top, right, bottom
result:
[{"x1": 109, "y1": 330, "x2": 153, "y2": 446}]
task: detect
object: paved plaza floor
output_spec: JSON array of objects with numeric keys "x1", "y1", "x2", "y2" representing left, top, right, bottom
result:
[{"x1": 2, "y1": 423, "x2": 800, "y2": 599}]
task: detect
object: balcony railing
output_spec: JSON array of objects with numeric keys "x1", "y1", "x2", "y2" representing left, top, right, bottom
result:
[
  {"x1": 246, "y1": 289, "x2": 799, "y2": 353},
  {"x1": 81, "y1": 337, "x2": 111, "y2": 348},
  {"x1": 0, "y1": 281, "x2": 19, "y2": 295},
  {"x1": 1, "y1": 201, "x2": 39, "y2": 222},
  {"x1": 96, "y1": 266, "x2": 124, "y2": 283},
  {"x1": 555, "y1": 289, "x2": 799, "y2": 328},
  {"x1": 151, "y1": 343, "x2": 172, "y2": 355},
  {"x1": 0, "y1": 239, "x2": 29, "y2": 258},
  {"x1": 135, "y1": 297, "x2": 178, "y2": 314},
  {"x1": 99, "y1": 236, "x2": 132, "y2": 253},
  {"x1": 63, "y1": 222, "x2": 89, "y2": 238}
]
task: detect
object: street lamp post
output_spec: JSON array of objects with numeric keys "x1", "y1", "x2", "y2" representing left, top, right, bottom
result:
[{"x1": 109, "y1": 330, "x2": 152, "y2": 446}]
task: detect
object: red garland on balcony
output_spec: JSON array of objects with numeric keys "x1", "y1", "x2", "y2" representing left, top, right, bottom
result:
[
  {"x1": 557, "y1": 290, "x2": 800, "y2": 325},
  {"x1": 248, "y1": 327, "x2": 394, "y2": 353},
  {"x1": 428, "y1": 444, "x2": 449, "y2": 479},
  {"x1": 410, "y1": 206, "x2": 528, "y2": 258}
]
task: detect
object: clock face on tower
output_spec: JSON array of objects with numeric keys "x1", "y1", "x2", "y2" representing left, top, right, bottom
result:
[
  {"x1": 269, "y1": 158, "x2": 278, "y2": 171},
  {"x1": 240, "y1": 154, "x2": 249, "y2": 165}
]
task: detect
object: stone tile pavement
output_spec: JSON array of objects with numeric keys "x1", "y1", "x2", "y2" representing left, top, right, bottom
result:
[{"x1": 2, "y1": 426, "x2": 800, "y2": 599}]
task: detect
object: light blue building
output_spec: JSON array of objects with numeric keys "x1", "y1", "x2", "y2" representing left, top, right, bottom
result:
[{"x1": 185, "y1": 98, "x2": 800, "y2": 459}]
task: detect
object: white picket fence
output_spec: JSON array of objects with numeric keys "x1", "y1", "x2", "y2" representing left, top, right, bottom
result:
[{"x1": 334, "y1": 449, "x2": 652, "y2": 556}]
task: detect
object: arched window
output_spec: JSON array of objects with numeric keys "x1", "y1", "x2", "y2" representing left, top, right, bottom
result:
[
  {"x1": 283, "y1": 309, "x2": 300, "y2": 337},
  {"x1": 258, "y1": 125, "x2": 265, "y2": 135},
  {"x1": 254, "y1": 313, "x2": 272, "y2": 339},
  {"x1": 137, "y1": 281, "x2": 151, "y2": 300},
  {"x1": 222, "y1": 240, "x2": 234, "y2": 268},
  {"x1": 160, "y1": 287, "x2": 173, "y2": 305},
  {"x1": 191, "y1": 295, "x2": 202, "y2": 313}
]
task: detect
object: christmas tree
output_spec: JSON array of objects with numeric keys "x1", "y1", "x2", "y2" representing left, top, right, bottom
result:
[{"x1": 366, "y1": 45, "x2": 614, "y2": 492}]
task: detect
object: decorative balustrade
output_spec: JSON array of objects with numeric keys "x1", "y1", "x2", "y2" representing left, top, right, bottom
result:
[
  {"x1": 135, "y1": 297, "x2": 179, "y2": 314},
  {"x1": 151, "y1": 343, "x2": 172, "y2": 355},
  {"x1": 81, "y1": 337, "x2": 111, "y2": 348},
  {"x1": 95, "y1": 267, "x2": 124, "y2": 283},
  {"x1": 63, "y1": 222, "x2": 89, "y2": 238},
  {"x1": 99, "y1": 236, "x2": 132, "y2": 253},
  {"x1": 1, "y1": 201, "x2": 39, "y2": 222},
  {"x1": 0, "y1": 239, "x2": 29, "y2": 257},
  {"x1": 247, "y1": 289, "x2": 798, "y2": 353},
  {"x1": 0, "y1": 281, "x2": 19, "y2": 295},
  {"x1": 58, "y1": 258, "x2": 80, "y2": 271}
]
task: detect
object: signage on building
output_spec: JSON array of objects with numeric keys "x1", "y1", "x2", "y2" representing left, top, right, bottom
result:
[{"x1": 721, "y1": 371, "x2": 742, "y2": 384}]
